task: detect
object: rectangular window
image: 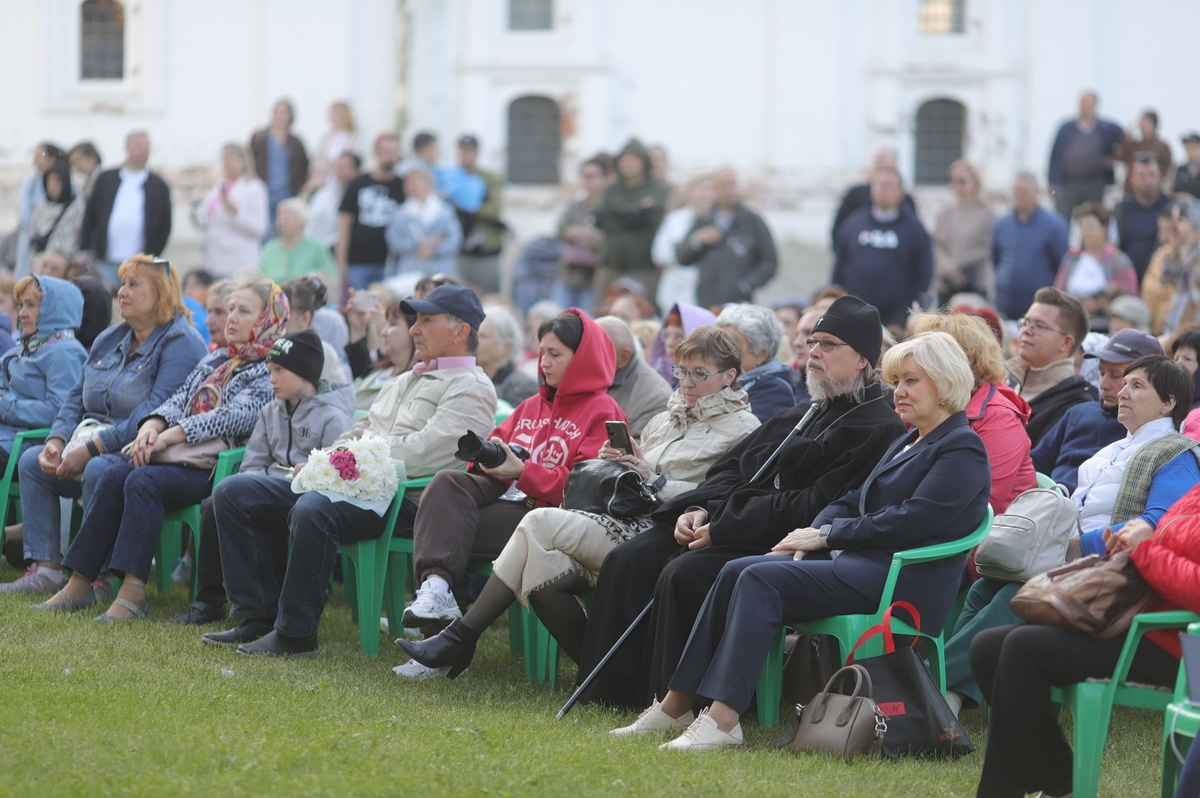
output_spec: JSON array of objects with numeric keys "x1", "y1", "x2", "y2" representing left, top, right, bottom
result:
[
  {"x1": 918, "y1": 0, "x2": 964, "y2": 35},
  {"x1": 509, "y1": 0, "x2": 553, "y2": 31},
  {"x1": 80, "y1": 0, "x2": 125, "y2": 80}
]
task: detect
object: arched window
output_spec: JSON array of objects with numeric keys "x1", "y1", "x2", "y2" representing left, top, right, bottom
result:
[
  {"x1": 80, "y1": 0, "x2": 125, "y2": 80},
  {"x1": 509, "y1": 0, "x2": 553, "y2": 31},
  {"x1": 914, "y1": 99, "x2": 965, "y2": 186},
  {"x1": 507, "y1": 96, "x2": 561, "y2": 185}
]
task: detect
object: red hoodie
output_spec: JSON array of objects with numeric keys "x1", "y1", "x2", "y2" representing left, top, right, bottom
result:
[{"x1": 485, "y1": 309, "x2": 627, "y2": 508}]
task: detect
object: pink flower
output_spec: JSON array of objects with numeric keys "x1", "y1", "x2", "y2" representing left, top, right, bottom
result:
[{"x1": 341, "y1": 467, "x2": 361, "y2": 481}]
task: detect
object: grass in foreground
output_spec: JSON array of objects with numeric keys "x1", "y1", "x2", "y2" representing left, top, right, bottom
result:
[{"x1": 0, "y1": 560, "x2": 1169, "y2": 797}]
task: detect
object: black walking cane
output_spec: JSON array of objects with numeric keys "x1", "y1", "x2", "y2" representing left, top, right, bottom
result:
[{"x1": 556, "y1": 402, "x2": 822, "y2": 720}]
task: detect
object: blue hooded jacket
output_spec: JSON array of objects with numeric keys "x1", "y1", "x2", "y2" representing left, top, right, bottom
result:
[{"x1": 0, "y1": 275, "x2": 88, "y2": 454}]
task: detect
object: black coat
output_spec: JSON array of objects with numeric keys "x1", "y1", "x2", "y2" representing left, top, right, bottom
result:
[
  {"x1": 78, "y1": 168, "x2": 172, "y2": 259},
  {"x1": 655, "y1": 385, "x2": 907, "y2": 550},
  {"x1": 1025, "y1": 375, "x2": 1098, "y2": 447},
  {"x1": 816, "y1": 411, "x2": 991, "y2": 634},
  {"x1": 675, "y1": 203, "x2": 778, "y2": 307}
]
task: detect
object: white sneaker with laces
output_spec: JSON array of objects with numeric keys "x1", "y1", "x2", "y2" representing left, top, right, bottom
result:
[
  {"x1": 660, "y1": 710, "x2": 744, "y2": 751},
  {"x1": 392, "y1": 658, "x2": 453, "y2": 680},
  {"x1": 0, "y1": 567, "x2": 65, "y2": 594},
  {"x1": 610, "y1": 700, "x2": 695, "y2": 736},
  {"x1": 401, "y1": 584, "x2": 462, "y2": 628}
]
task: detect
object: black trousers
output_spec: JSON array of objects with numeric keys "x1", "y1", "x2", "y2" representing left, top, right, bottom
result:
[
  {"x1": 193, "y1": 496, "x2": 226, "y2": 608},
  {"x1": 970, "y1": 623, "x2": 1178, "y2": 798},
  {"x1": 574, "y1": 522, "x2": 765, "y2": 709}
]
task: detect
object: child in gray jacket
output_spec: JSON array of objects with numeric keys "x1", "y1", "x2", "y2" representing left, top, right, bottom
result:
[{"x1": 169, "y1": 330, "x2": 355, "y2": 625}]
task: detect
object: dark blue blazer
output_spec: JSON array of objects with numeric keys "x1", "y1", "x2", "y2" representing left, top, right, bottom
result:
[{"x1": 813, "y1": 411, "x2": 990, "y2": 634}]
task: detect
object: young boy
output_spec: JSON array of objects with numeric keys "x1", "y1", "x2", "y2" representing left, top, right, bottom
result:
[{"x1": 169, "y1": 329, "x2": 355, "y2": 627}]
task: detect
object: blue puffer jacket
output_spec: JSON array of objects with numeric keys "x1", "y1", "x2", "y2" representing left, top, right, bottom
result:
[{"x1": 0, "y1": 275, "x2": 88, "y2": 455}]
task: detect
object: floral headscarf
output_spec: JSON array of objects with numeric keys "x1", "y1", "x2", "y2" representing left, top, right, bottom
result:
[{"x1": 188, "y1": 283, "x2": 289, "y2": 416}]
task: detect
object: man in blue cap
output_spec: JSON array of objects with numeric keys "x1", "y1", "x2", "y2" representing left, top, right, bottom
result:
[{"x1": 207, "y1": 285, "x2": 497, "y2": 657}]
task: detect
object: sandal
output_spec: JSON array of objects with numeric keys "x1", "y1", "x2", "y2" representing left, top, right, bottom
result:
[
  {"x1": 94, "y1": 596, "x2": 149, "y2": 623},
  {"x1": 31, "y1": 587, "x2": 98, "y2": 612}
]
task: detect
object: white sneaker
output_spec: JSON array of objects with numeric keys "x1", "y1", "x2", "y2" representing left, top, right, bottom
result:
[
  {"x1": 610, "y1": 700, "x2": 695, "y2": 736},
  {"x1": 0, "y1": 567, "x2": 66, "y2": 594},
  {"x1": 392, "y1": 658, "x2": 454, "y2": 680},
  {"x1": 401, "y1": 584, "x2": 462, "y2": 628},
  {"x1": 171, "y1": 553, "x2": 192, "y2": 585},
  {"x1": 660, "y1": 710, "x2": 744, "y2": 751}
]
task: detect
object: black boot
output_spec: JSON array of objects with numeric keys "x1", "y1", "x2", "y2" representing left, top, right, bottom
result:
[{"x1": 395, "y1": 619, "x2": 479, "y2": 679}]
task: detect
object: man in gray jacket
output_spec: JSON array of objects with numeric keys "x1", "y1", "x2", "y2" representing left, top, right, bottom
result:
[
  {"x1": 597, "y1": 316, "x2": 672, "y2": 438},
  {"x1": 675, "y1": 168, "x2": 778, "y2": 308}
]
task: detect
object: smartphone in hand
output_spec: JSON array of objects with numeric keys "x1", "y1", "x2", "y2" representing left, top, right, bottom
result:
[{"x1": 605, "y1": 420, "x2": 633, "y2": 455}]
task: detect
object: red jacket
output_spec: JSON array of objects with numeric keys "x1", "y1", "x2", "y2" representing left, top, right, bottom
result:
[
  {"x1": 486, "y1": 309, "x2": 627, "y2": 508},
  {"x1": 966, "y1": 382, "x2": 1036, "y2": 514},
  {"x1": 1132, "y1": 482, "x2": 1200, "y2": 657}
]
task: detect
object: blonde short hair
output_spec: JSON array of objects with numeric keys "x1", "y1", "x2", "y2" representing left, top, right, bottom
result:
[
  {"x1": 118, "y1": 254, "x2": 190, "y2": 325},
  {"x1": 881, "y1": 331, "x2": 973, "y2": 413},
  {"x1": 13, "y1": 275, "x2": 43, "y2": 304},
  {"x1": 911, "y1": 312, "x2": 1005, "y2": 389}
]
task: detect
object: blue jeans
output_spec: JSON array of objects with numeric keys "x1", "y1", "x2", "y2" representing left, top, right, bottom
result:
[
  {"x1": 552, "y1": 283, "x2": 596, "y2": 314},
  {"x1": 18, "y1": 445, "x2": 122, "y2": 564},
  {"x1": 61, "y1": 454, "x2": 213, "y2": 582},
  {"x1": 213, "y1": 474, "x2": 394, "y2": 639},
  {"x1": 348, "y1": 263, "x2": 386, "y2": 292}
]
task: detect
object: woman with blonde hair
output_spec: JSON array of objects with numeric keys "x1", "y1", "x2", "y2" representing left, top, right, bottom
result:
[
  {"x1": 933, "y1": 159, "x2": 995, "y2": 306},
  {"x1": 33, "y1": 275, "x2": 285, "y2": 619},
  {"x1": 201, "y1": 143, "x2": 268, "y2": 277},
  {"x1": 0, "y1": 255, "x2": 207, "y2": 595},
  {"x1": 913, "y1": 311, "x2": 1036, "y2": 513}
]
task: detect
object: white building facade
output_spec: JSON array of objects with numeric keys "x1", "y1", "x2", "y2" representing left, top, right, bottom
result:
[{"x1": 2, "y1": 0, "x2": 1197, "y2": 299}]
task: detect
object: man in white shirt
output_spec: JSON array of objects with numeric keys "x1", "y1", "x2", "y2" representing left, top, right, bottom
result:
[{"x1": 75, "y1": 131, "x2": 172, "y2": 290}]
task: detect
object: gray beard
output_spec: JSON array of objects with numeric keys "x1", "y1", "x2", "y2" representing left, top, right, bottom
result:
[{"x1": 806, "y1": 368, "x2": 866, "y2": 402}]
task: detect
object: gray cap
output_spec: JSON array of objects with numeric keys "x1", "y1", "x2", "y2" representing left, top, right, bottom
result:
[{"x1": 1083, "y1": 328, "x2": 1162, "y2": 363}]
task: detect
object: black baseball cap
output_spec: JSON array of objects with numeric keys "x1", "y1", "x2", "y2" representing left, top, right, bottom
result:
[
  {"x1": 400, "y1": 284, "x2": 486, "y2": 330},
  {"x1": 457, "y1": 134, "x2": 479, "y2": 149},
  {"x1": 1182, "y1": 131, "x2": 1200, "y2": 145}
]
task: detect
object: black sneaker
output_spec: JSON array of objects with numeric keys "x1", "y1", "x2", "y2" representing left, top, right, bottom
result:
[
  {"x1": 169, "y1": 603, "x2": 226, "y2": 625},
  {"x1": 202, "y1": 619, "x2": 274, "y2": 647}
]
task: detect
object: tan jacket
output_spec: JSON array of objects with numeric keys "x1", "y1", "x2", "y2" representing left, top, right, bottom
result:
[
  {"x1": 1005, "y1": 356, "x2": 1076, "y2": 403},
  {"x1": 336, "y1": 365, "x2": 497, "y2": 478},
  {"x1": 638, "y1": 387, "x2": 760, "y2": 501},
  {"x1": 608, "y1": 356, "x2": 673, "y2": 438}
]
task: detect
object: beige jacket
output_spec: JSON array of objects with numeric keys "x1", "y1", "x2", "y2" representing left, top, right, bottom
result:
[
  {"x1": 336, "y1": 365, "x2": 497, "y2": 478},
  {"x1": 638, "y1": 387, "x2": 760, "y2": 501},
  {"x1": 1005, "y1": 356, "x2": 1076, "y2": 402}
]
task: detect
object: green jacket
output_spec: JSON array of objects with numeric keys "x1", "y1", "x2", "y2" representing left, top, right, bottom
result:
[{"x1": 595, "y1": 139, "x2": 669, "y2": 273}]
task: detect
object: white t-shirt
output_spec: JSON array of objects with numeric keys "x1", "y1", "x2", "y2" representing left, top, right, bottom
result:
[
  {"x1": 1066, "y1": 251, "x2": 1108, "y2": 298},
  {"x1": 106, "y1": 168, "x2": 148, "y2": 262}
]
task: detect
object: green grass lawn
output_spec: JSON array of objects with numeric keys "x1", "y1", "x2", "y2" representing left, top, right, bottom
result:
[{"x1": 0, "y1": 560, "x2": 1171, "y2": 797}]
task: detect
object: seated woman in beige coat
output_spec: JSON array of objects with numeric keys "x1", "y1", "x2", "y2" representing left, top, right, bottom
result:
[{"x1": 395, "y1": 327, "x2": 760, "y2": 677}]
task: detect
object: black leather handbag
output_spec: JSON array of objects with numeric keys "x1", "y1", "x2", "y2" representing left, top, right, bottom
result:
[{"x1": 560, "y1": 459, "x2": 659, "y2": 519}]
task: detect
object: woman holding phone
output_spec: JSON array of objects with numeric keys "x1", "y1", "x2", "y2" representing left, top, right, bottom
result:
[{"x1": 396, "y1": 327, "x2": 759, "y2": 677}]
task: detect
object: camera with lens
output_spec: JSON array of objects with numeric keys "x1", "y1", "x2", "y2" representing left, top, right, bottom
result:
[{"x1": 455, "y1": 431, "x2": 531, "y2": 469}]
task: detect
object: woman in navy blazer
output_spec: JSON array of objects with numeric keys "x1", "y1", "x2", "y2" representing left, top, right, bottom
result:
[{"x1": 611, "y1": 331, "x2": 991, "y2": 750}]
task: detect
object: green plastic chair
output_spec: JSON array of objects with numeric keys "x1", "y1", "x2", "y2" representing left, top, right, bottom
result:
[
  {"x1": 155, "y1": 447, "x2": 245, "y2": 597},
  {"x1": 0, "y1": 427, "x2": 51, "y2": 541},
  {"x1": 754, "y1": 506, "x2": 994, "y2": 727},
  {"x1": 1161, "y1": 622, "x2": 1200, "y2": 797},
  {"x1": 1047, "y1": 610, "x2": 1200, "y2": 798},
  {"x1": 1035, "y1": 471, "x2": 1058, "y2": 489},
  {"x1": 338, "y1": 475, "x2": 433, "y2": 657}
]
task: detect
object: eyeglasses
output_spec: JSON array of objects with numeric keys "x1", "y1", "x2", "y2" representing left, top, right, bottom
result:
[
  {"x1": 151, "y1": 257, "x2": 172, "y2": 276},
  {"x1": 1132, "y1": 152, "x2": 1159, "y2": 165},
  {"x1": 1017, "y1": 318, "x2": 1066, "y2": 336},
  {"x1": 671, "y1": 365, "x2": 717, "y2": 383},
  {"x1": 805, "y1": 337, "x2": 853, "y2": 353}
]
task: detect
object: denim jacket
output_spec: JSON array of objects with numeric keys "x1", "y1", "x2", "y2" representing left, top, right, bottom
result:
[
  {"x1": 49, "y1": 314, "x2": 207, "y2": 454},
  {"x1": 143, "y1": 349, "x2": 274, "y2": 443}
]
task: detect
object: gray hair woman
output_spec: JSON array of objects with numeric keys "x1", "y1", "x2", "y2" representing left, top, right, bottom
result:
[
  {"x1": 613, "y1": 331, "x2": 989, "y2": 750},
  {"x1": 715, "y1": 303, "x2": 795, "y2": 421},
  {"x1": 478, "y1": 304, "x2": 537, "y2": 407}
]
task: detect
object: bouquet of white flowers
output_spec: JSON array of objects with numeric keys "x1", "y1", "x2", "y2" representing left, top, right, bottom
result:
[{"x1": 291, "y1": 433, "x2": 401, "y2": 514}]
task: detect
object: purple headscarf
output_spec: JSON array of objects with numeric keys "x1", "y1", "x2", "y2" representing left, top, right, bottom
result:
[{"x1": 649, "y1": 302, "x2": 717, "y2": 387}]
